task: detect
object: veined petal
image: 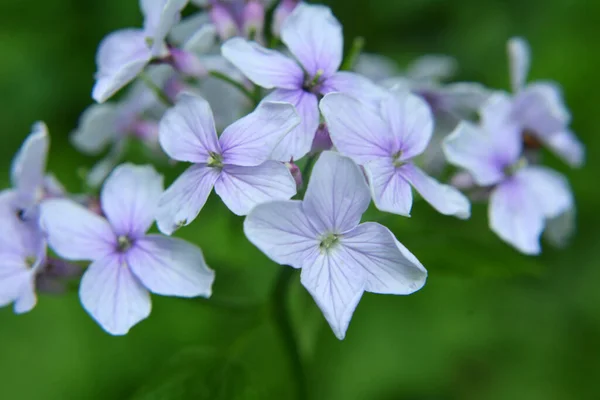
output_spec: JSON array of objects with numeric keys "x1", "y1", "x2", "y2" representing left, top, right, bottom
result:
[
  {"x1": 300, "y1": 249, "x2": 365, "y2": 340},
  {"x1": 221, "y1": 38, "x2": 304, "y2": 89},
  {"x1": 400, "y1": 163, "x2": 471, "y2": 219},
  {"x1": 101, "y1": 164, "x2": 164, "y2": 238},
  {"x1": 381, "y1": 90, "x2": 434, "y2": 161},
  {"x1": 303, "y1": 152, "x2": 371, "y2": 234},
  {"x1": 244, "y1": 200, "x2": 320, "y2": 268},
  {"x1": 215, "y1": 161, "x2": 297, "y2": 216},
  {"x1": 363, "y1": 157, "x2": 413, "y2": 217},
  {"x1": 156, "y1": 164, "x2": 220, "y2": 235},
  {"x1": 92, "y1": 29, "x2": 152, "y2": 103},
  {"x1": 281, "y1": 3, "x2": 342, "y2": 78},
  {"x1": 40, "y1": 199, "x2": 115, "y2": 261},
  {"x1": 220, "y1": 102, "x2": 300, "y2": 166},
  {"x1": 0, "y1": 190, "x2": 45, "y2": 257},
  {"x1": 142, "y1": 0, "x2": 188, "y2": 57},
  {"x1": 11, "y1": 122, "x2": 49, "y2": 203},
  {"x1": 127, "y1": 235, "x2": 214, "y2": 298},
  {"x1": 489, "y1": 179, "x2": 545, "y2": 255},
  {"x1": 169, "y1": 12, "x2": 211, "y2": 46},
  {"x1": 79, "y1": 254, "x2": 151, "y2": 335},
  {"x1": 515, "y1": 166, "x2": 573, "y2": 219},
  {"x1": 320, "y1": 93, "x2": 392, "y2": 164},
  {"x1": 321, "y1": 71, "x2": 386, "y2": 104},
  {"x1": 71, "y1": 104, "x2": 119, "y2": 155},
  {"x1": 158, "y1": 93, "x2": 221, "y2": 163},
  {"x1": 341, "y1": 222, "x2": 427, "y2": 294},
  {"x1": 507, "y1": 37, "x2": 530, "y2": 92}
]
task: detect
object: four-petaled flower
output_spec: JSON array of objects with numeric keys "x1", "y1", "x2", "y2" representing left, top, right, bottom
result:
[
  {"x1": 244, "y1": 151, "x2": 427, "y2": 339},
  {"x1": 444, "y1": 94, "x2": 573, "y2": 254},
  {"x1": 40, "y1": 164, "x2": 215, "y2": 335},
  {"x1": 320, "y1": 90, "x2": 471, "y2": 219},
  {"x1": 156, "y1": 94, "x2": 299, "y2": 235},
  {"x1": 222, "y1": 3, "x2": 383, "y2": 161}
]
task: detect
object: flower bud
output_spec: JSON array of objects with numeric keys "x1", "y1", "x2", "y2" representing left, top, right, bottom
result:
[
  {"x1": 169, "y1": 48, "x2": 207, "y2": 78},
  {"x1": 311, "y1": 123, "x2": 333, "y2": 153},
  {"x1": 209, "y1": 1, "x2": 239, "y2": 40},
  {"x1": 272, "y1": 0, "x2": 299, "y2": 38},
  {"x1": 243, "y1": 0, "x2": 265, "y2": 40},
  {"x1": 286, "y1": 161, "x2": 303, "y2": 190}
]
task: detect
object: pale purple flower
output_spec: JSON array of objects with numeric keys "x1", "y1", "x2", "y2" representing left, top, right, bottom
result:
[
  {"x1": 156, "y1": 94, "x2": 299, "y2": 235},
  {"x1": 222, "y1": 3, "x2": 384, "y2": 161},
  {"x1": 507, "y1": 37, "x2": 584, "y2": 167},
  {"x1": 320, "y1": 91, "x2": 471, "y2": 219},
  {"x1": 244, "y1": 151, "x2": 427, "y2": 339},
  {"x1": 40, "y1": 164, "x2": 215, "y2": 335},
  {"x1": 92, "y1": 0, "x2": 189, "y2": 102},
  {"x1": 443, "y1": 94, "x2": 573, "y2": 254}
]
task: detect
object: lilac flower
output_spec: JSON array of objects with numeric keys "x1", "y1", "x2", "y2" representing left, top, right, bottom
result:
[
  {"x1": 320, "y1": 91, "x2": 471, "y2": 219},
  {"x1": 40, "y1": 164, "x2": 215, "y2": 335},
  {"x1": 222, "y1": 3, "x2": 384, "y2": 161},
  {"x1": 507, "y1": 37, "x2": 584, "y2": 167},
  {"x1": 156, "y1": 94, "x2": 299, "y2": 235},
  {"x1": 244, "y1": 151, "x2": 427, "y2": 339},
  {"x1": 92, "y1": 0, "x2": 189, "y2": 103},
  {"x1": 443, "y1": 94, "x2": 573, "y2": 254}
]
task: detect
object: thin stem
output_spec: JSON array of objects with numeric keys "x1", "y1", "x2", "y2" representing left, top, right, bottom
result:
[
  {"x1": 139, "y1": 71, "x2": 174, "y2": 107},
  {"x1": 341, "y1": 36, "x2": 365, "y2": 71},
  {"x1": 272, "y1": 268, "x2": 307, "y2": 400},
  {"x1": 209, "y1": 70, "x2": 258, "y2": 104}
]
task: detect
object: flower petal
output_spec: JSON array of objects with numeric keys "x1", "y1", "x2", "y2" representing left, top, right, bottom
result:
[
  {"x1": 244, "y1": 200, "x2": 320, "y2": 268},
  {"x1": 262, "y1": 89, "x2": 320, "y2": 161},
  {"x1": 303, "y1": 151, "x2": 371, "y2": 234},
  {"x1": 515, "y1": 166, "x2": 573, "y2": 219},
  {"x1": 13, "y1": 278, "x2": 37, "y2": 314},
  {"x1": 156, "y1": 164, "x2": 220, "y2": 235},
  {"x1": 0, "y1": 256, "x2": 32, "y2": 309},
  {"x1": 489, "y1": 179, "x2": 544, "y2": 255},
  {"x1": 341, "y1": 222, "x2": 427, "y2": 294},
  {"x1": 281, "y1": 3, "x2": 342, "y2": 77},
  {"x1": 71, "y1": 104, "x2": 119, "y2": 155},
  {"x1": 220, "y1": 101, "x2": 300, "y2": 166},
  {"x1": 221, "y1": 37, "x2": 304, "y2": 89},
  {"x1": 142, "y1": 0, "x2": 188, "y2": 57},
  {"x1": 0, "y1": 190, "x2": 45, "y2": 257},
  {"x1": 507, "y1": 37, "x2": 530, "y2": 92},
  {"x1": 11, "y1": 122, "x2": 49, "y2": 204},
  {"x1": 300, "y1": 250, "x2": 365, "y2": 340},
  {"x1": 101, "y1": 164, "x2": 164, "y2": 238},
  {"x1": 92, "y1": 29, "x2": 152, "y2": 103},
  {"x1": 158, "y1": 93, "x2": 221, "y2": 163},
  {"x1": 545, "y1": 130, "x2": 585, "y2": 168},
  {"x1": 40, "y1": 199, "x2": 116, "y2": 261},
  {"x1": 127, "y1": 235, "x2": 214, "y2": 297},
  {"x1": 321, "y1": 71, "x2": 386, "y2": 104},
  {"x1": 215, "y1": 161, "x2": 297, "y2": 216},
  {"x1": 320, "y1": 93, "x2": 392, "y2": 164},
  {"x1": 406, "y1": 54, "x2": 457, "y2": 82},
  {"x1": 79, "y1": 254, "x2": 151, "y2": 335},
  {"x1": 363, "y1": 157, "x2": 413, "y2": 216},
  {"x1": 400, "y1": 163, "x2": 471, "y2": 219}
]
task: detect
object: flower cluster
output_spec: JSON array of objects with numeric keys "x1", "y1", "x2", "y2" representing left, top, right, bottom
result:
[{"x1": 0, "y1": 1, "x2": 584, "y2": 340}]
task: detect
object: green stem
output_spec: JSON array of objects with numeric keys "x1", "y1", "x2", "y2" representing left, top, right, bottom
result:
[
  {"x1": 209, "y1": 71, "x2": 258, "y2": 105},
  {"x1": 139, "y1": 71, "x2": 174, "y2": 107},
  {"x1": 341, "y1": 36, "x2": 365, "y2": 71},
  {"x1": 272, "y1": 268, "x2": 307, "y2": 400}
]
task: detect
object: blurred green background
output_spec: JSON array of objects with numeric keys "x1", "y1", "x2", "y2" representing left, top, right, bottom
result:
[{"x1": 1, "y1": 0, "x2": 599, "y2": 399}]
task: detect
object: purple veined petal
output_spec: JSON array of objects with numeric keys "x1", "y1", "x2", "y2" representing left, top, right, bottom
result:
[
  {"x1": 220, "y1": 102, "x2": 300, "y2": 166},
  {"x1": 303, "y1": 152, "x2": 371, "y2": 234},
  {"x1": 71, "y1": 104, "x2": 119, "y2": 155},
  {"x1": 400, "y1": 163, "x2": 471, "y2": 219},
  {"x1": 159, "y1": 93, "x2": 221, "y2": 163},
  {"x1": 489, "y1": 178, "x2": 545, "y2": 255},
  {"x1": 443, "y1": 122, "x2": 509, "y2": 186},
  {"x1": 514, "y1": 166, "x2": 573, "y2": 219},
  {"x1": 321, "y1": 71, "x2": 387, "y2": 105},
  {"x1": 126, "y1": 235, "x2": 214, "y2": 298},
  {"x1": 40, "y1": 199, "x2": 116, "y2": 261},
  {"x1": 363, "y1": 157, "x2": 413, "y2": 217},
  {"x1": 406, "y1": 54, "x2": 457, "y2": 83},
  {"x1": 0, "y1": 190, "x2": 45, "y2": 257},
  {"x1": 11, "y1": 122, "x2": 49, "y2": 204},
  {"x1": 215, "y1": 161, "x2": 297, "y2": 216},
  {"x1": 319, "y1": 93, "x2": 392, "y2": 164},
  {"x1": 507, "y1": 37, "x2": 531, "y2": 93},
  {"x1": 380, "y1": 90, "x2": 434, "y2": 161},
  {"x1": 512, "y1": 82, "x2": 571, "y2": 133},
  {"x1": 79, "y1": 254, "x2": 151, "y2": 335},
  {"x1": 300, "y1": 249, "x2": 366, "y2": 340},
  {"x1": 544, "y1": 130, "x2": 585, "y2": 168},
  {"x1": 156, "y1": 164, "x2": 220, "y2": 235},
  {"x1": 480, "y1": 92, "x2": 520, "y2": 134},
  {"x1": 341, "y1": 222, "x2": 427, "y2": 294},
  {"x1": 101, "y1": 164, "x2": 164, "y2": 238},
  {"x1": 281, "y1": 3, "x2": 343, "y2": 78},
  {"x1": 262, "y1": 89, "x2": 320, "y2": 161},
  {"x1": 244, "y1": 200, "x2": 320, "y2": 268},
  {"x1": 92, "y1": 29, "x2": 152, "y2": 103},
  {"x1": 221, "y1": 38, "x2": 304, "y2": 90}
]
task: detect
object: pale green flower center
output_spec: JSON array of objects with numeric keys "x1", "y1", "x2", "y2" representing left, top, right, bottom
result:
[
  {"x1": 117, "y1": 235, "x2": 132, "y2": 252},
  {"x1": 319, "y1": 233, "x2": 340, "y2": 253},
  {"x1": 504, "y1": 157, "x2": 528, "y2": 176},
  {"x1": 207, "y1": 151, "x2": 224, "y2": 169}
]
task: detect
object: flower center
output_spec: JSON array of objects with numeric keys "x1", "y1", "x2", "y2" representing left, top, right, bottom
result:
[
  {"x1": 117, "y1": 235, "x2": 133, "y2": 253},
  {"x1": 504, "y1": 157, "x2": 528, "y2": 176},
  {"x1": 207, "y1": 151, "x2": 224, "y2": 169},
  {"x1": 303, "y1": 69, "x2": 324, "y2": 93},
  {"x1": 319, "y1": 233, "x2": 340, "y2": 253},
  {"x1": 25, "y1": 256, "x2": 37, "y2": 269},
  {"x1": 145, "y1": 37, "x2": 155, "y2": 48},
  {"x1": 392, "y1": 150, "x2": 404, "y2": 168}
]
